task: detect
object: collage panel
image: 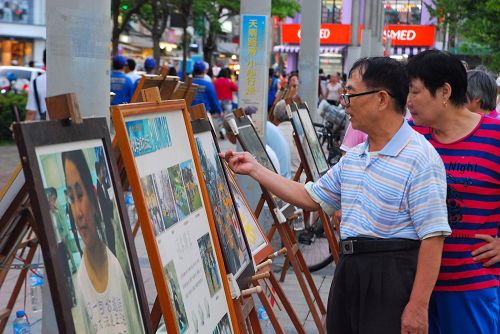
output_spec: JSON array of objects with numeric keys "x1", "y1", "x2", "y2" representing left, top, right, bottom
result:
[
  {"x1": 195, "y1": 137, "x2": 250, "y2": 278},
  {"x1": 179, "y1": 160, "x2": 203, "y2": 213},
  {"x1": 140, "y1": 174, "x2": 165, "y2": 236},
  {"x1": 197, "y1": 233, "x2": 222, "y2": 297},
  {"x1": 150, "y1": 116, "x2": 172, "y2": 151},
  {"x1": 164, "y1": 260, "x2": 189, "y2": 334},
  {"x1": 167, "y1": 164, "x2": 190, "y2": 220},
  {"x1": 155, "y1": 170, "x2": 179, "y2": 230},
  {"x1": 212, "y1": 313, "x2": 232, "y2": 334}
]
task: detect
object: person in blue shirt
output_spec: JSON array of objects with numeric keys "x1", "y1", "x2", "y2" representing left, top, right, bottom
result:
[
  {"x1": 110, "y1": 56, "x2": 133, "y2": 105},
  {"x1": 266, "y1": 121, "x2": 291, "y2": 179},
  {"x1": 191, "y1": 61, "x2": 222, "y2": 114}
]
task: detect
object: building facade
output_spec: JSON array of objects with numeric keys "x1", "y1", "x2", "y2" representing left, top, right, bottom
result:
[
  {"x1": 0, "y1": 0, "x2": 46, "y2": 65},
  {"x1": 274, "y1": 0, "x2": 437, "y2": 75}
]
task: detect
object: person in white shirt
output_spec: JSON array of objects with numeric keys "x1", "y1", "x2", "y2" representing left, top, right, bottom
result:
[
  {"x1": 62, "y1": 150, "x2": 143, "y2": 333},
  {"x1": 273, "y1": 99, "x2": 301, "y2": 177},
  {"x1": 25, "y1": 49, "x2": 47, "y2": 121},
  {"x1": 325, "y1": 73, "x2": 342, "y2": 106},
  {"x1": 125, "y1": 58, "x2": 141, "y2": 83}
]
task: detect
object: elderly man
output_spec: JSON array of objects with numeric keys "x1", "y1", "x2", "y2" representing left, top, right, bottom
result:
[
  {"x1": 221, "y1": 57, "x2": 451, "y2": 333},
  {"x1": 273, "y1": 100, "x2": 301, "y2": 176},
  {"x1": 465, "y1": 69, "x2": 498, "y2": 119}
]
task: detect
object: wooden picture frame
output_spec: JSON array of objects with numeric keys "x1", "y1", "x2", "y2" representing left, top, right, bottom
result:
[
  {"x1": 13, "y1": 118, "x2": 153, "y2": 334},
  {"x1": 190, "y1": 118, "x2": 254, "y2": 289},
  {"x1": 111, "y1": 101, "x2": 239, "y2": 334},
  {"x1": 131, "y1": 75, "x2": 165, "y2": 103},
  {"x1": 294, "y1": 102, "x2": 329, "y2": 177},
  {"x1": 225, "y1": 169, "x2": 273, "y2": 265}
]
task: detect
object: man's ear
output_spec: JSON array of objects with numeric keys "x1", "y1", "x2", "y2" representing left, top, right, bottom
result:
[{"x1": 378, "y1": 91, "x2": 391, "y2": 111}]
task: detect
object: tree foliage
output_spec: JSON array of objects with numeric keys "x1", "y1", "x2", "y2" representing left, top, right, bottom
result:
[
  {"x1": 426, "y1": 0, "x2": 500, "y2": 71},
  {"x1": 111, "y1": 0, "x2": 146, "y2": 56}
]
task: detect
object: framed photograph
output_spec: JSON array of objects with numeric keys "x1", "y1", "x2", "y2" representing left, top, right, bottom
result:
[
  {"x1": 289, "y1": 103, "x2": 321, "y2": 181},
  {"x1": 112, "y1": 100, "x2": 238, "y2": 334},
  {"x1": 190, "y1": 118, "x2": 254, "y2": 288},
  {"x1": 225, "y1": 166, "x2": 273, "y2": 265},
  {"x1": 295, "y1": 102, "x2": 329, "y2": 177},
  {"x1": 13, "y1": 118, "x2": 152, "y2": 334},
  {"x1": 233, "y1": 115, "x2": 296, "y2": 219}
]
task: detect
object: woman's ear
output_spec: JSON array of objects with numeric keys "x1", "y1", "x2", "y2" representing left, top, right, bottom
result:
[{"x1": 441, "y1": 83, "x2": 452, "y2": 101}]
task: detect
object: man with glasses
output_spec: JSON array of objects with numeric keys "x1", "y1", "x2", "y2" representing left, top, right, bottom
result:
[{"x1": 221, "y1": 57, "x2": 451, "y2": 333}]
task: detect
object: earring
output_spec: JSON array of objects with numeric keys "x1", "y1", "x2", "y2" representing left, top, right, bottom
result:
[{"x1": 442, "y1": 100, "x2": 448, "y2": 108}]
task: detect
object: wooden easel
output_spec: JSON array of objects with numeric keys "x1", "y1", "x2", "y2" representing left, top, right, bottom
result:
[
  {"x1": 232, "y1": 108, "x2": 327, "y2": 333},
  {"x1": 0, "y1": 93, "x2": 83, "y2": 331},
  {"x1": 287, "y1": 98, "x2": 340, "y2": 265},
  {"x1": 0, "y1": 166, "x2": 37, "y2": 333},
  {"x1": 189, "y1": 103, "x2": 267, "y2": 334}
]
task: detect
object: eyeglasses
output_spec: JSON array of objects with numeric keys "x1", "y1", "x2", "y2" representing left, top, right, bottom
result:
[{"x1": 340, "y1": 90, "x2": 393, "y2": 106}]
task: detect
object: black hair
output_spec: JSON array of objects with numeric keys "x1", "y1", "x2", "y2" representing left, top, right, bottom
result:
[
  {"x1": 168, "y1": 66, "x2": 177, "y2": 76},
  {"x1": 218, "y1": 68, "x2": 230, "y2": 79},
  {"x1": 62, "y1": 150, "x2": 99, "y2": 215},
  {"x1": 406, "y1": 50, "x2": 468, "y2": 107},
  {"x1": 349, "y1": 57, "x2": 409, "y2": 114},
  {"x1": 45, "y1": 187, "x2": 57, "y2": 199},
  {"x1": 269, "y1": 68, "x2": 275, "y2": 77},
  {"x1": 127, "y1": 58, "x2": 136, "y2": 71}
]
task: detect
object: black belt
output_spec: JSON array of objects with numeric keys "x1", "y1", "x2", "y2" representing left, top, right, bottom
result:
[{"x1": 340, "y1": 238, "x2": 421, "y2": 255}]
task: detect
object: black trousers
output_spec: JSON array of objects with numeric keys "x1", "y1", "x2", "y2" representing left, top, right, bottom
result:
[{"x1": 327, "y1": 247, "x2": 419, "y2": 334}]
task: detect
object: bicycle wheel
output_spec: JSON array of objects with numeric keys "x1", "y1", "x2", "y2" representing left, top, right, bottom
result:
[{"x1": 296, "y1": 217, "x2": 334, "y2": 272}]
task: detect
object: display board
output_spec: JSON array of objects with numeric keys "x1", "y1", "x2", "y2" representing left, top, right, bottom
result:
[
  {"x1": 225, "y1": 168, "x2": 273, "y2": 265},
  {"x1": 295, "y1": 103, "x2": 329, "y2": 176},
  {"x1": 191, "y1": 119, "x2": 254, "y2": 289},
  {"x1": 232, "y1": 115, "x2": 295, "y2": 218},
  {"x1": 288, "y1": 103, "x2": 320, "y2": 181},
  {"x1": 13, "y1": 118, "x2": 152, "y2": 334},
  {"x1": 112, "y1": 101, "x2": 238, "y2": 334}
]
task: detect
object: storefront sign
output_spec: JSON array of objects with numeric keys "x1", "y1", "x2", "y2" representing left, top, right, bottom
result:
[
  {"x1": 281, "y1": 24, "x2": 351, "y2": 45},
  {"x1": 281, "y1": 23, "x2": 435, "y2": 47},
  {"x1": 382, "y1": 25, "x2": 435, "y2": 46}
]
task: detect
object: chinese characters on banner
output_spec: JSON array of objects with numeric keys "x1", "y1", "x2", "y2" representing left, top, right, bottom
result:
[{"x1": 239, "y1": 15, "x2": 268, "y2": 136}]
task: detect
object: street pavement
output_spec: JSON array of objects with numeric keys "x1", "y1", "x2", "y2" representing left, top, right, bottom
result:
[{"x1": 0, "y1": 138, "x2": 335, "y2": 333}]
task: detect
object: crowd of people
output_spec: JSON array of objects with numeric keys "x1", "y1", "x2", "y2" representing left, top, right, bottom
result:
[{"x1": 221, "y1": 50, "x2": 500, "y2": 334}]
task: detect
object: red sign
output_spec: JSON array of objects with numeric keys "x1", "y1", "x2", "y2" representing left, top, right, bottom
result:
[
  {"x1": 281, "y1": 24, "x2": 351, "y2": 45},
  {"x1": 382, "y1": 25, "x2": 435, "y2": 47},
  {"x1": 281, "y1": 24, "x2": 435, "y2": 47}
]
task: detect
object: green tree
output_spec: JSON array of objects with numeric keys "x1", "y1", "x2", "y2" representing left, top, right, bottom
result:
[
  {"x1": 459, "y1": 0, "x2": 500, "y2": 71},
  {"x1": 193, "y1": 0, "x2": 301, "y2": 64},
  {"x1": 111, "y1": 0, "x2": 146, "y2": 56},
  {"x1": 138, "y1": 0, "x2": 172, "y2": 70},
  {"x1": 172, "y1": 0, "x2": 194, "y2": 79},
  {"x1": 426, "y1": 0, "x2": 500, "y2": 71}
]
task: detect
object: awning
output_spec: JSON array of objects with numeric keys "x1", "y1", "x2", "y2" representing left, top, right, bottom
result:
[
  {"x1": 390, "y1": 46, "x2": 430, "y2": 56},
  {"x1": 273, "y1": 44, "x2": 344, "y2": 54}
]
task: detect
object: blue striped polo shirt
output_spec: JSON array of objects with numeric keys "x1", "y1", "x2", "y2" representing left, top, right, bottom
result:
[{"x1": 305, "y1": 120, "x2": 451, "y2": 240}]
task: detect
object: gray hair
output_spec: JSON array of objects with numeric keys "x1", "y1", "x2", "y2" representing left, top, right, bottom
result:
[
  {"x1": 273, "y1": 100, "x2": 289, "y2": 122},
  {"x1": 466, "y1": 70, "x2": 497, "y2": 110}
]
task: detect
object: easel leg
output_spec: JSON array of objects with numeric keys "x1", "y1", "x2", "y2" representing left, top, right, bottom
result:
[
  {"x1": 277, "y1": 224, "x2": 326, "y2": 334},
  {"x1": 279, "y1": 257, "x2": 290, "y2": 282},
  {"x1": 150, "y1": 295, "x2": 162, "y2": 332},
  {"x1": 268, "y1": 271, "x2": 306, "y2": 334},
  {"x1": 0, "y1": 239, "x2": 37, "y2": 334},
  {"x1": 254, "y1": 282, "x2": 285, "y2": 334}
]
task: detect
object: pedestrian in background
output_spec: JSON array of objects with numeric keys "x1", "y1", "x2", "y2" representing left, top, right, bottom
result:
[
  {"x1": 213, "y1": 68, "x2": 238, "y2": 115},
  {"x1": 125, "y1": 58, "x2": 141, "y2": 83},
  {"x1": 25, "y1": 49, "x2": 47, "y2": 120},
  {"x1": 465, "y1": 69, "x2": 498, "y2": 119},
  {"x1": 110, "y1": 55, "x2": 133, "y2": 105}
]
